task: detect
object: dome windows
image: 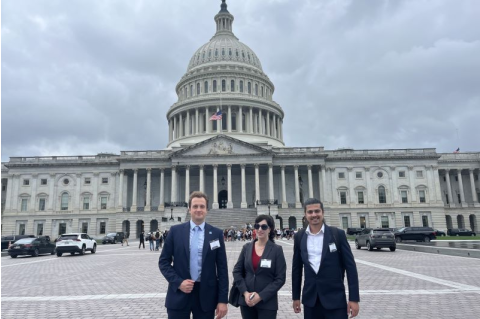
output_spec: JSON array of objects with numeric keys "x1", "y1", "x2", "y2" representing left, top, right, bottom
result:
[
  {"x1": 242, "y1": 51, "x2": 245, "y2": 59},
  {"x1": 209, "y1": 50, "x2": 212, "y2": 58},
  {"x1": 231, "y1": 80, "x2": 235, "y2": 92},
  {"x1": 247, "y1": 82, "x2": 252, "y2": 94},
  {"x1": 203, "y1": 51, "x2": 206, "y2": 60},
  {"x1": 215, "y1": 49, "x2": 218, "y2": 57},
  {"x1": 236, "y1": 49, "x2": 239, "y2": 57},
  {"x1": 255, "y1": 84, "x2": 258, "y2": 96},
  {"x1": 222, "y1": 48, "x2": 225, "y2": 56},
  {"x1": 190, "y1": 85, "x2": 193, "y2": 97},
  {"x1": 213, "y1": 80, "x2": 217, "y2": 92},
  {"x1": 261, "y1": 86, "x2": 264, "y2": 97},
  {"x1": 204, "y1": 81, "x2": 209, "y2": 93},
  {"x1": 222, "y1": 80, "x2": 226, "y2": 92},
  {"x1": 247, "y1": 53, "x2": 251, "y2": 61},
  {"x1": 229, "y1": 48, "x2": 232, "y2": 56},
  {"x1": 240, "y1": 80, "x2": 244, "y2": 93},
  {"x1": 196, "y1": 83, "x2": 200, "y2": 95}
]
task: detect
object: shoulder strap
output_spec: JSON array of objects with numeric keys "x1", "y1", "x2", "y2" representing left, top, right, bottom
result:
[{"x1": 329, "y1": 226, "x2": 342, "y2": 254}]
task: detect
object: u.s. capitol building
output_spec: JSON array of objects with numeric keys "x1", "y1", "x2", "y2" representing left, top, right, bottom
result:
[{"x1": 1, "y1": 1, "x2": 479, "y2": 238}]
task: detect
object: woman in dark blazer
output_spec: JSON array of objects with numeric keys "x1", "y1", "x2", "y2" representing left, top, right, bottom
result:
[{"x1": 232, "y1": 214, "x2": 287, "y2": 319}]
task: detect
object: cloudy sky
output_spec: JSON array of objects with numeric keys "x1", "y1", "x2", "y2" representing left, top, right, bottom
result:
[{"x1": 2, "y1": 0, "x2": 479, "y2": 162}]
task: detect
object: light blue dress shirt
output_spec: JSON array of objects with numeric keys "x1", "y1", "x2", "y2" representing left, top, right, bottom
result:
[{"x1": 190, "y1": 220, "x2": 205, "y2": 281}]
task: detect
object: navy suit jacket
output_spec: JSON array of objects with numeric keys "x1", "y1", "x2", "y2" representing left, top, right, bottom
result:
[
  {"x1": 292, "y1": 224, "x2": 360, "y2": 309},
  {"x1": 159, "y1": 222, "x2": 229, "y2": 312}
]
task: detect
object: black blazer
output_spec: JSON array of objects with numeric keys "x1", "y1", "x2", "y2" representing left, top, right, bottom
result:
[
  {"x1": 159, "y1": 222, "x2": 229, "y2": 312},
  {"x1": 232, "y1": 240, "x2": 287, "y2": 310},
  {"x1": 292, "y1": 224, "x2": 360, "y2": 309}
]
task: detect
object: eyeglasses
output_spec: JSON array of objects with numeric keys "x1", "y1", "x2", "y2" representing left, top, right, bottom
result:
[{"x1": 254, "y1": 224, "x2": 269, "y2": 230}]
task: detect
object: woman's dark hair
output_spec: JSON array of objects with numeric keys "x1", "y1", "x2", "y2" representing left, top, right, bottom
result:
[{"x1": 255, "y1": 214, "x2": 275, "y2": 242}]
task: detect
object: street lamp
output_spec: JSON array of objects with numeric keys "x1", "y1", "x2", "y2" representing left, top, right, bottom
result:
[{"x1": 170, "y1": 207, "x2": 174, "y2": 221}]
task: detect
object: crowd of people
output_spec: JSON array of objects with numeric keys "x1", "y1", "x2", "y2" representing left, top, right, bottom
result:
[
  {"x1": 224, "y1": 225, "x2": 300, "y2": 242},
  {"x1": 137, "y1": 229, "x2": 169, "y2": 251}
]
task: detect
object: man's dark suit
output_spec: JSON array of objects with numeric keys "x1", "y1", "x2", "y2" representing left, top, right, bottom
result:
[
  {"x1": 232, "y1": 240, "x2": 286, "y2": 310},
  {"x1": 292, "y1": 224, "x2": 359, "y2": 313},
  {"x1": 159, "y1": 222, "x2": 229, "y2": 313}
]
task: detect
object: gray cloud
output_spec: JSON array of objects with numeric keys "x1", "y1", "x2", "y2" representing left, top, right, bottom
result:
[{"x1": 2, "y1": 0, "x2": 480, "y2": 161}]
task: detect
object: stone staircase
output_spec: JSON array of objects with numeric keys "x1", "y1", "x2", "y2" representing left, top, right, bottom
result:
[{"x1": 184, "y1": 208, "x2": 258, "y2": 229}]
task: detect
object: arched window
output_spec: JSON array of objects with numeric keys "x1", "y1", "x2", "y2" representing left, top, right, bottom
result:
[
  {"x1": 196, "y1": 83, "x2": 200, "y2": 95},
  {"x1": 190, "y1": 85, "x2": 193, "y2": 97},
  {"x1": 255, "y1": 84, "x2": 258, "y2": 95},
  {"x1": 213, "y1": 80, "x2": 217, "y2": 92},
  {"x1": 236, "y1": 49, "x2": 239, "y2": 57},
  {"x1": 215, "y1": 49, "x2": 218, "y2": 57},
  {"x1": 209, "y1": 50, "x2": 212, "y2": 58},
  {"x1": 222, "y1": 80, "x2": 226, "y2": 92},
  {"x1": 231, "y1": 80, "x2": 235, "y2": 92},
  {"x1": 232, "y1": 113, "x2": 237, "y2": 131},
  {"x1": 240, "y1": 81, "x2": 244, "y2": 93},
  {"x1": 229, "y1": 48, "x2": 232, "y2": 56},
  {"x1": 222, "y1": 48, "x2": 225, "y2": 56},
  {"x1": 61, "y1": 193, "x2": 69, "y2": 210},
  {"x1": 261, "y1": 86, "x2": 264, "y2": 97},
  {"x1": 202, "y1": 51, "x2": 206, "y2": 59},
  {"x1": 247, "y1": 53, "x2": 251, "y2": 61},
  {"x1": 378, "y1": 186, "x2": 386, "y2": 204},
  {"x1": 248, "y1": 82, "x2": 252, "y2": 94},
  {"x1": 204, "y1": 81, "x2": 209, "y2": 93},
  {"x1": 242, "y1": 51, "x2": 245, "y2": 59}
]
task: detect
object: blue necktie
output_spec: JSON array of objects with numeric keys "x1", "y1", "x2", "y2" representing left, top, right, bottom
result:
[{"x1": 190, "y1": 226, "x2": 200, "y2": 281}]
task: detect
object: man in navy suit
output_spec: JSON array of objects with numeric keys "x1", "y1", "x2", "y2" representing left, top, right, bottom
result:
[
  {"x1": 159, "y1": 191, "x2": 229, "y2": 319},
  {"x1": 292, "y1": 198, "x2": 360, "y2": 318}
]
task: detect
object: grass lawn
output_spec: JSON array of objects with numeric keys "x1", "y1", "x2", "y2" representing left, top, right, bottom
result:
[{"x1": 435, "y1": 236, "x2": 480, "y2": 240}]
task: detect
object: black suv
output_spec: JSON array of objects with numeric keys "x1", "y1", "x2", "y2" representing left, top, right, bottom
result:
[
  {"x1": 102, "y1": 232, "x2": 125, "y2": 244},
  {"x1": 447, "y1": 228, "x2": 476, "y2": 236},
  {"x1": 394, "y1": 227, "x2": 437, "y2": 243},
  {"x1": 346, "y1": 228, "x2": 364, "y2": 235}
]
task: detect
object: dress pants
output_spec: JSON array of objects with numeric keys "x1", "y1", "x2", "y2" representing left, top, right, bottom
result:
[
  {"x1": 167, "y1": 282, "x2": 215, "y2": 319},
  {"x1": 304, "y1": 296, "x2": 347, "y2": 319},
  {"x1": 240, "y1": 305, "x2": 277, "y2": 319}
]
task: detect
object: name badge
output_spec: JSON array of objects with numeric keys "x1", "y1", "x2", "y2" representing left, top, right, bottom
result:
[
  {"x1": 260, "y1": 259, "x2": 272, "y2": 268},
  {"x1": 329, "y1": 243, "x2": 337, "y2": 252},
  {"x1": 210, "y1": 239, "x2": 221, "y2": 250}
]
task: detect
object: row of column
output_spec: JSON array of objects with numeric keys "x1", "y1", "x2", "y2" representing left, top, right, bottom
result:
[
  {"x1": 168, "y1": 106, "x2": 283, "y2": 142},
  {"x1": 443, "y1": 168, "x2": 479, "y2": 207}
]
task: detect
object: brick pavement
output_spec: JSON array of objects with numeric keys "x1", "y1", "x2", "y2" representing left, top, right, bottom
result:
[{"x1": 2, "y1": 239, "x2": 480, "y2": 318}]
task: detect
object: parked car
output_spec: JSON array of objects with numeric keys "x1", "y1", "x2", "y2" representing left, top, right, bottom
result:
[
  {"x1": 447, "y1": 228, "x2": 477, "y2": 236},
  {"x1": 55, "y1": 233, "x2": 97, "y2": 256},
  {"x1": 102, "y1": 232, "x2": 125, "y2": 244},
  {"x1": 435, "y1": 229, "x2": 446, "y2": 237},
  {"x1": 394, "y1": 227, "x2": 437, "y2": 242},
  {"x1": 355, "y1": 228, "x2": 396, "y2": 251},
  {"x1": 7, "y1": 237, "x2": 56, "y2": 258},
  {"x1": 346, "y1": 228, "x2": 364, "y2": 235},
  {"x1": 1, "y1": 235, "x2": 36, "y2": 250}
]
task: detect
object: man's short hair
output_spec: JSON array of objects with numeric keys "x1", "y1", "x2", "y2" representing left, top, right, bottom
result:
[
  {"x1": 189, "y1": 191, "x2": 209, "y2": 209},
  {"x1": 303, "y1": 198, "x2": 324, "y2": 213}
]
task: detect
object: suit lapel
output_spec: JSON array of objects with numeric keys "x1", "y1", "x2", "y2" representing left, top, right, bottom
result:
[
  {"x1": 184, "y1": 222, "x2": 190, "y2": 260},
  {"x1": 246, "y1": 242, "x2": 255, "y2": 273},
  {"x1": 301, "y1": 230, "x2": 316, "y2": 273},
  {"x1": 202, "y1": 223, "x2": 211, "y2": 265},
  {"x1": 320, "y1": 225, "x2": 331, "y2": 267}
]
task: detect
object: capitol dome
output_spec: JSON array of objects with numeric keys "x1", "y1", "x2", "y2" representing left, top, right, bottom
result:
[{"x1": 166, "y1": 0, "x2": 285, "y2": 149}]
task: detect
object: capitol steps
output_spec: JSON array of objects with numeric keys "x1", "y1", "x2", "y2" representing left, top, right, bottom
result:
[{"x1": 185, "y1": 208, "x2": 258, "y2": 230}]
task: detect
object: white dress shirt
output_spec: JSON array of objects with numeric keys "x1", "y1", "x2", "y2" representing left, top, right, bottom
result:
[{"x1": 306, "y1": 224, "x2": 325, "y2": 274}]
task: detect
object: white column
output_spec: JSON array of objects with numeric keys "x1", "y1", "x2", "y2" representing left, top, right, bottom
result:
[
  {"x1": 195, "y1": 108, "x2": 199, "y2": 134},
  {"x1": 408, "y1": 167, "x2": 417, "y2": 203},
  {"x1": 390, "y1": 167, "x2": 399, "y2": 203},
  {"x1": 249, "y1": 107, "x2": 253, "y2": 133},
  {"x1": 426, "y1": 166, "x2": 436, "y2": 203},
  {"x1": 273, "y1": 115, "x2": 277, "y2": 138},
  {"x1": 433, "y1": 166, "x2": 443, "y2": 203},
  {"x1": 457, "y1": 169, "x2": 466, "y2": 207},
  {"x1": 30, "y1": 174, "x2": 38, "y2": 213},
  {"x1": 281, "y1": 166, "x2": 287, "y2": 208},
  {"x1": 212, "y1": 165, "x2": 219, "y2": 209},
  {"x1": 92, "y1": 173, "x2": 99, "y2": 210},
  {"x1": 330, "y1": 168, "x2": 337, "y2": 205},
  {"x1": 255, "y1": 164, "x2": 260, "y2": 206},
  {"x1": 169, "y1": 119, "x2": 172, "y2": 142},
  {"x1": 118, "y1": 170, "x2": 124, "y2": 209},
  {"x1": 308, "y1": 165, "x2": 314, "y2": 198},
  {"x1": 268, "y1": 164, "x2": 274, "y2": 201},
  {"x1": 4, "y1": 175, "x2": 12, "y2": 210},
  {"x1": 319, "y1": 166, "x2": 326, "y2": 203},
  {"x1": 205, "y1": 108, "x2": 210, "y2": 133},
  {"x1": 171, "y1": 166, "x2": 177, "y2": 203},
  {"x1": 199, "y1": 165, "x2": 204, "y2": 192},
  {"x1": 470, "y1": 169, "x2": 479, "y2": 206},
  {"x1": 258, "y1": 110, "x2": 263, "y2": 135},
  {"x1": 185, "y1": 166, "x2": 190, "y2": 203},
  {"x1": 179, "y1": 113, "x2": 183, "y2": 138},
  {"x1": 365, "y1": 167, "x2": 373, "y2": 205},
  {"x1": 266, "y1": 111, "x2": 270, "y2": 137},
  {"x1": 238, "y1": 106, "x2": 243, "y2": 133},
  {"x1": 228, "y1": 105, "x2": 232, "y2": 132},
  {"x1": 159, "y1": 169, "x2": 165, "y2": 210},
  {"x1": 241, "y1": 164, "x2": 247, "y2": 208},
  {"x1": 131, "y1": 169, "x2": 138, "y2": 211},
  {"x1": 173, "y1": 116, "x2": 177, "y2": 139},
  {"x1": 145, "y1": 168, "x2": 151, "y2": 211},
  {"x1": 227, "y1": 164, "x2": 233, "y2": 208},
  {"x1": 445, "y1": 169, "x2": 454, "y2": 207},
  {"x1": 186, "y1": 112, "x2": 190, "y2": 136},
  {"x1": 294, "y1": 165, "x2": 301, "y2": 208}
]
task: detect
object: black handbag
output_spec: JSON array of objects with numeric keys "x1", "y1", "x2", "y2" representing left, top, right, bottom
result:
[{"x1": 228, "y1": 282, "x2": 240, "y2": 307}]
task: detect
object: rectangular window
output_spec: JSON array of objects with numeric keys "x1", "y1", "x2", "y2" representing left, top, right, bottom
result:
[
  {"x1": 59, "y1": 223, "x2": 66, "y2": 235},
  {"x1": 399, "y1": 171, "x2": 406, "y2": 178},
  {"x1": 338, "y1": 172, "x2": 345, "y2": 179},
  {"x1": 416, "y1": 171, "x2": 423, "y2": 178},
  {"x1": 19, "y1": 224, "x2": 26, "y2": 235},
  {"x1": 83, "y1": 197, "x2": 90, "y2": 210},
  {"x1": 23, "y1": 179, "x2": 30, "y2": 186},
  {"x1": 39, "y1": 198, "x2": 46, "y2": 211},
  {"x1": 359, "y1": 216, "x2": 366, "y2": 228},
  {"x1": 457, "y1": 194, "x2": 461, "y2": 204},
  {"x1": 21, "y1": 199, "x2": 28, "y2": 211},
  {"x1": 342, "y1": 217, "x2": 349, "y2": 229},
  {"x1": 101, "y1": 197, "x2": 107, "y2": 210},
  {"x1": 37, "y1": 224, "x2": 44, "y2": 236},
  {"x1": 2, "y1": 185, "x2": 5, "y2": 191},
  {"x1": 381, "y1": 216, "x2": 389, "y2": 228},
  {"x1": 355, "y1": 172, "x2": 362, "y2": 179},
  {"x1": 401, "y1": 191, "x2": 408, "y2": 203},
  {"x1": 419, "y1": 190, "x2": 426, "y2": 203},
  {"x1": 162, "y1": 217, "x2": 168, "y2": 222},
  {"x1": 82, "y1": 222, "x2": 88, "y2": 234},
  {"x1": 422, "y1": 216, "x2": 429, "y2": 227},
  {"x1": 40, "y1": 179, "x2": 48, "y2": 185},
  {"x1": 340, "y1": 192, "x2": 347, "y2": 204},
  {"x1": 404, "y1": 216, "x2": 411, "y2": 227},
  {"x1": 102, "y1": 178, "x2": 108, "y2": 184},
  {"x1": 100, "y1": 222, "x2": 106, "y2": 234},
  {"x1": 84, "y1": 178, "x2": 91, "y2": 185},
  {"x1": 358, "y1": 192, "x2": 364, "y2": 204}
]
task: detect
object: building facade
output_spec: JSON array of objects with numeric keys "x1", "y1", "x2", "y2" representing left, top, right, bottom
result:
[{"x1": 2, "y1": 1, "x2": 479, "y2": 238}]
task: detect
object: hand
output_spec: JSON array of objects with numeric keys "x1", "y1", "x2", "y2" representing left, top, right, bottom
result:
[
  {"x1": 178, "y1": 279, "x2": 195, "y2": 294},
  {"x1": 243, "y1": 291, "x2": 254, "y2": 307},
  {"x1": 348, "y1": 301, "x2": 359, "y2": 318},
  {"x1": 215, "y1": 302, "x2": 228, "y2": 319},
  {"x1": 293, "y1": 300, "x2": 301, "y2": 313},
  {"x1": 248, "y1": 292, "x2": 262, "y2": 307}
]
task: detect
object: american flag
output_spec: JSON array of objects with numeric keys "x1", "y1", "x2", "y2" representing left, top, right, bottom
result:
[
  {"x1": 453, "y1": 147, "x2": 460, "y2": 153},
  {"x1": 210, "y1": 111, "x2": 222, "y2": 121}
]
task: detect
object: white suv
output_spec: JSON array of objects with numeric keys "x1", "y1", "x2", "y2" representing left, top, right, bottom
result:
[{"x1": 56, "y1": 233, "x2": 97, "y2": 257}]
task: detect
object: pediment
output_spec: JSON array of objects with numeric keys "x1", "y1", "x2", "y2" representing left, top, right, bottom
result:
[{"x1": 171, "y1": 135, "x2": 271, "y2": 157}]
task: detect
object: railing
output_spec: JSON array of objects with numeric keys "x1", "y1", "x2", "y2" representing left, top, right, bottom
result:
[
  {"x1": 439, "y1": 153, "x2": 480, "y2": 161},
  {"x1": 164, "y1": 202, "x2": 188, "y2": 208},
  {"x1": 120, "y1": 150, "x2": 170, "y2": 157},
  {"x1": 256, "y1": 199, "x2": 278, "y2": 205},
  {"x1": 137, "y1": 207, "x2": 145, "y2": 212},
  {"x1": 327, "y1": 148, "x2": 437, "y2": 156},
  {"x1": 151, "y1": 206, "x2": 159, "y2": 211},
  {"x1": 274, "y1": 147, "x2": 324, "y2": 153},
  {"x1": 123, "y1": 207, "x2": 131, "y2": 212},
  {"x1": 9, "y1": 155, "x2": 118, "y2": 163}
]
